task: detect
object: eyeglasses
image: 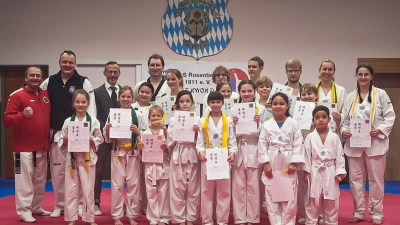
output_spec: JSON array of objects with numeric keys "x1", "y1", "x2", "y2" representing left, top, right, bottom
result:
[
  {"x1": 286, "y1": 70, "x2": 301, "y2": 74},
  {"x1": 106, "y1": 70, "x2": 120, "y2": 75},
  {"x1": 213, "y1": 74, "x2": 227, "y2": 77}
]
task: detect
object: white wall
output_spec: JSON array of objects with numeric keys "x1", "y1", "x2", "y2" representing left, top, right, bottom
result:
[{"x1": 1, "y1": 0, "x2": 400, "y2": 93}]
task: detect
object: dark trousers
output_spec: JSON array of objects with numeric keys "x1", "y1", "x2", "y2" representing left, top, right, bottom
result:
[{"x1": 94, "y1": 142, "x2": 112, "y2": 205}]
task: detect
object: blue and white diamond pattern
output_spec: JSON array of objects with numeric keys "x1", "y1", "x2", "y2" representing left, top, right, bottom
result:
[{"x1": 162, "y1": 0, "x2": 233, "y2": 60}]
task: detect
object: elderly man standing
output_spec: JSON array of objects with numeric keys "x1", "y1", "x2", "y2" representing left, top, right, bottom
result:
[
  {"x1": 40, "y1": 50, "x2": 97, "y2": 218},
  {"x1": 4, "y1": 66, "x2": 51, "y2": 223}
]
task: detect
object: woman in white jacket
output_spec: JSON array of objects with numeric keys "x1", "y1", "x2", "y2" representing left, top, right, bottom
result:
[{"x1": 341, "y1": 64, "x2": 395, "y2": 225}]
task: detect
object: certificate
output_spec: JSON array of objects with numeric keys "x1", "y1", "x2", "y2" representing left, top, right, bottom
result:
[
  {"x1": 141, "y1": 134, "x2": 164, "y2": 163},
  {"x1": 270, "y1": 171, "x2": 295, "y2": 202},
  {"x1": 206, "y1": 148, "x2": 230, "y2": 180},
  {"x1": 292, "y1": 101, "x2": 315, "y2": 130},
  {"x1": 316, "y1": 102, "x2": 337, "y2": 117},
  {"x1": 172, "y1": 111, "x2": 196, "y2": 142},
  {"x1": 350, "y1": 118, "x2": 371, "y2": 148},
  {"x1": 68, "y1": 121, "x2": 90, "y2": 152},
  {"x1": 222, "y1": 98, "x2": 238, "y2": 115},
  {"x1": 109, "y1": 108, "x2": 132, "y2": 139},
  {"x1": 155, "y1": 95, "x2": 175, "y2": 125},
  {"x1": 288, "y1": 95, "x2": 299, "y2": 117},
  {"x1": 234, "y1": 102, "x2": 257, "y2": 135},
  {"x1": 268, "y1": 83, "x2": 293, "y2": 103},
  {"x1": 134, "y1": 106, "x2": 150, "y2": 128}
]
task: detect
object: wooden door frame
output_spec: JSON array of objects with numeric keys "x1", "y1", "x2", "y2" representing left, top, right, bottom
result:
[
  {"x1": 357, "y1": 58, "x2": 400, "y2": 73},
  {"x1": 0, "y1": 65, "x2": 49, "y2": 178}
]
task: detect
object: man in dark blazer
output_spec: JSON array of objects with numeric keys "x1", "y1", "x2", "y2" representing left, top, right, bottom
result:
[{"x1": 93, "y1": 61, "x2": 121, "y2": 215}]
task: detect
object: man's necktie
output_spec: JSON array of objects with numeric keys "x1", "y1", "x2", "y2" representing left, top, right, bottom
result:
[{"x1": 110, "y1": 87, "x2": 118, "y2": 107}]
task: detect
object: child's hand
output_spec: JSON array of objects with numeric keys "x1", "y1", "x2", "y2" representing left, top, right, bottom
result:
[
  {"x1": 130, "y1": 124, "x2": 140, "y2": 135},
  {"x1": 370, "y1": 128, "x2": 383, "y2": 137},
  {"x1": 342, "y1": 130, "x2": 352, "y2": 140},
  {"x1": 193, "y1": 125, "x2": 199, "y2": 133},
  {"x1": 254, "y1": 115, "x2": 260, "y2": 124},
  {"x1": 161, "y1": 143, "x2": 168, "y2": 152},
  {"x1": 263, "y1": 162, "x2": 273, "y2": 179},
  {"x1": 288, "y1": 163, "x2": 297, "y2": 174},
  {"x1": 227, "y1": 152, "x2": 235, "y2": 162},
  {"x1": 105, "y1": 123, "x2": 112, "y2": 136},
  {"x1": 62, "y1": 135, "x2": 68, "y2": 146},
  {"x1": 137, "y1": 142, "x2": 145, "y2": 151},
  {"x1": 198, "y1": 151, "x2": 207, "y2": 162},
  {"x1": 332, "y1": 112, "x2": 341, "y2": 125},
  {"x1": 336, "y1": 174, "x2": 346, "y2": 182},
  {"x1": 233, "y1": 116, "x2": 239, "y2": 125},
  {"x1": 172, "y1": 104, "x2": 177, "y2": 111},
  {"x1": 304, "y1": 172, "x2": 311, "y2": 183}
]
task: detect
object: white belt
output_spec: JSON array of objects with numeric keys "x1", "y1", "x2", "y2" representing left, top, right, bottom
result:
[{"x1": 312, "y1": 160, "x2": 334, "y2": 207}]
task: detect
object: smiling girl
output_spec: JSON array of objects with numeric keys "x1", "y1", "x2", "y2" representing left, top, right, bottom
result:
[
  {"x1": 258, "y1": 92, "x2": 304, "y2": 225},
  {"x1": 59, "y1": 90, "x2": 103, "y2": 225},
  {"x1": 104, "y1": 86, "x2": 147, "y2": 225}
]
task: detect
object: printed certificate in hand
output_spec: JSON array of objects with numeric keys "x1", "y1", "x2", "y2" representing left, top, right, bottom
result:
[
  {"x1": 316, "y1": 102, "x2": 337, "y2": 117},
  {"x1": 270, "y1": 171, "x2": 295, "y2": 202},
  {"x1": 172, "y1": 111, "x2": 196, "y2": 142},
  {"x1": 109, "y1": 108, "x2": 132, "y2": 139},
  {"x1": 268, "y1": 83, "x2": 294, "y2": 103},
  {"x1": 141, "y1": 134, "x2": 164, "y2": 163},
  {"x1": 350, "y1": 118, "x2": 371, "y2": 148},
  {"x1": 155, "y1": 95, "x2": 175, "y2": 125},
  {"x1": 292, "y1": 101, "x2": 315, "y2": 130},
  {"x1": 234, "y1": 102, "x2": 257, "y2": 135},
  {"x1": 206, "y1": 148, "x2": 230, "y2": 180},
  {"x1": 222, "y1": 98, "x2": 238, "y2": 115},
  {"x1": 288, "y1": 95, "x2": 299, "y2": 117},
  {"x1": 68, "y1": 121, "x2": 90, "y2": 152}
]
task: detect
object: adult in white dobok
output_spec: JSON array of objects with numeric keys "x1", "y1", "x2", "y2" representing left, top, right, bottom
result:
[{"x1": 341, "y1": 64, "x2": 395, "y2": 225}]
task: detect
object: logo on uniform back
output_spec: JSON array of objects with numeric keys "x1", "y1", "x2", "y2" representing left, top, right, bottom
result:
[
  {"x1": 43, "y1": 96, "x2": 49, "y2": 103},
  {"x1": 69, "y1": 86, "x2": 76, "y2": 93},
  {"x1": 162, "y1": 0, "x2": 233, "y2": 60}
]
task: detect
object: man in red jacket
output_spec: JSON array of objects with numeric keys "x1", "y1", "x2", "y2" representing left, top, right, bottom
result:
[{"x1": 4, "y1": 66, "x2": 51, "y2": 223}]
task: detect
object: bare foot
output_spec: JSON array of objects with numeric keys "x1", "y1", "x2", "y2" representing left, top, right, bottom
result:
[
  {"x1": 348, "y1": 217, "x2": 364, "y2": 223},
  {"x1": 67, "y1": 222, "x2": 76, "y2": 225},
  {"x1": 179, "y1": 223, "x2": 185, "y2": 225},
  {"x1": 129, "y1": 218, "x2": 138, "y2": 225},
  {"x1": 114, "y1": 219, "x2": 123, "y2": 225},
  {"x1": 247, "y1": 223, "x2": 253, "y2": 225},
  {"x1": 187, "y1": 221, "x2": 193, "y2": 225},
  {"x1": 157, "y1": 223, "x2": 166, "y2": 225},
  {"x1": 372, "y1": 219, "x2": 382, "y2": 224},
  {"x1": 89, "y1": 223, "x2": 98, "y2": 225}
]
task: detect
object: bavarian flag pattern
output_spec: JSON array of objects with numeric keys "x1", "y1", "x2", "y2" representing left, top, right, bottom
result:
[{"x1": 162, "y1": 0, "x2": 233, "y2": 60}]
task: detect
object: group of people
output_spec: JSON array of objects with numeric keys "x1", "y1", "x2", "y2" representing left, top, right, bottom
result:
[{"x1": 3, "y1": 51, "x2": 395, "y2": 225}]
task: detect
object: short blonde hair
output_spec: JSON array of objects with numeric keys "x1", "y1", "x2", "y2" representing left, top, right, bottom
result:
[
  {"x1": 285, "y1": 59, "x2": 302, "y2": 70},
  {"x1": 300, "y1": 83, "x2": 318, "y2": 95},
  {"x1": 148, "y1": 105, "x2": 164, "y2": 119},
  {"x1": 255, "y1": 76, "x2": 273, "y2": 88}
]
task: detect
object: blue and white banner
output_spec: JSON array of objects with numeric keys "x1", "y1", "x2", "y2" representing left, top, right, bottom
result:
[{"x1": 162, "y1": 0, "x2": 233, "y2": 60}]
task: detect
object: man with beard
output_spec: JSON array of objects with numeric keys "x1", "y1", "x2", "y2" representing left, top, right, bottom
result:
[
  {"x1": 285, "y1": 59, "x2": 303, "y2": 96},
  {"x1": 93, "y1": 61, "x2": 121, "y2": 215}
]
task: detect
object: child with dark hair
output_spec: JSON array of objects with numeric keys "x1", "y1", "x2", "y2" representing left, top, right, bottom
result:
[{"x1": 303, "y1": 105, "x2": 346, "y2": 225}]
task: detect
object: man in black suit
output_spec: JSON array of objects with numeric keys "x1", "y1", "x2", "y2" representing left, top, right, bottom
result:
[{"x1": 93, "y1": 61, "x2": 121, "y2": 215}]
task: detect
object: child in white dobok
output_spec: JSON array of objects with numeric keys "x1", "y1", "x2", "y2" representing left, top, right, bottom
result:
[{"x1": 303, "y1": 105, "x2": 346, "y2": 225}]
